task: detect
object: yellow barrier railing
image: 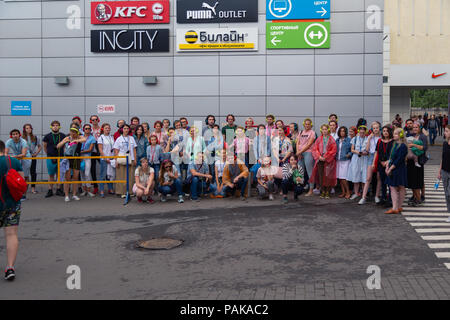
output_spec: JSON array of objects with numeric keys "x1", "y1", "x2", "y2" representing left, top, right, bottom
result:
[{"x1": 21, "y1": 155, "x2": 128, "y2": 185}]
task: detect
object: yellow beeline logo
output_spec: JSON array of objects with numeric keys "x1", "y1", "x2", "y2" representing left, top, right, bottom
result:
[{"x1": 182, "y1": 30, "x2": 254, "y2": 49}]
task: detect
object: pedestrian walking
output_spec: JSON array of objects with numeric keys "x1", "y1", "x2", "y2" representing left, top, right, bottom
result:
[{"x1": 437, "y1": 125, "x2": 450, "y2": 222}]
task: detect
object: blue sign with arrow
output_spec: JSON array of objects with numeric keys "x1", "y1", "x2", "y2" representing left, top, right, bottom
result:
[{"x1": 266, "y1": 0, "x2": 330, "y2": 20}]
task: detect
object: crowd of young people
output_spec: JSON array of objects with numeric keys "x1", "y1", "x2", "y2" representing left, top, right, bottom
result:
[{"x1": 2, "y1": 112, "x2": 449, "y2": 214}]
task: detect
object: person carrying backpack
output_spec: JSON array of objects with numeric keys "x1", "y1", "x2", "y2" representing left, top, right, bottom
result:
[{"x1": 0, "y1": 140, "x2": 26, "y2": 281}]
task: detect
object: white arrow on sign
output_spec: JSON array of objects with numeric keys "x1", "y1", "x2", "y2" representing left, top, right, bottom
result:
[
  {"x1": 271, "y1": 36, "x2": 281, "y2": 46},
  {"x1": 309, "y1": 30, "x2": 323, "y2": 40},
  {"x1": 316, "y1": 7, "x2": 327, "y2": 17}
]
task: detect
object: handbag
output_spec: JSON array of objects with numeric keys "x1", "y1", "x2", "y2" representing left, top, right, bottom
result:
[{"x1": 117, "y1": 152, "x2": 132, "y2": 165}]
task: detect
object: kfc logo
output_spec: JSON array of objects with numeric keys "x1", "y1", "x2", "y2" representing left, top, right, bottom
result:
[
  {"x1": 91, "y1": 1, "x2": 170, "y2": 24},
  {"x1": 95, "y1": 3, "x2": 113, "y2": 22}
]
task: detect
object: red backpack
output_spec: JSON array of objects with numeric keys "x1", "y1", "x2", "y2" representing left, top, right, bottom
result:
[{"x1": 0, "y1": 156, "x2": 27, "y2": 203}]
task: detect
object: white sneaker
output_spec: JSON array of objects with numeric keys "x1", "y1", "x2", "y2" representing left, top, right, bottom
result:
[
  {"x1": 375, "y1": 196, "x2": 381, "y2": 204},
  {"x1": 446, "y1": 217, "x2": 450, "y2": 223},
  {"x1": 80, "y1": 191, "x2": 87, "y2": 197},
  {"x1": 350, "y1": 194, "x2": 359, "y2": 200},
  {"x1": 161, "y1": 195, "x2": 167, "y2": 202},
  {"x1": 313, "y1": 188, "x2": 320, "y2": 195},
  {"x1": 72, "y1": 195, "x2": 80, "y2": 201},
  {"x1": 331, "y1": 188, "x2": 335, "y2": 194},
  {"x1": 65, "y1": 196, "x2": 70, "y2": 202},
  {"x1": 178, "y1": 195, "x2": 184, "y2": 203},
  {"x1": 358, "y1": 198, "x2": 366, "y2": 205},
  {"x1": 415, "y1": 163, "x2": 421, "y2": 168},
  {"x1": 269, "y1": 194, "x2": 274, "y2": 201},
  {"x1": 87, "y1": 192, "x2": 95, "y2": 197}
]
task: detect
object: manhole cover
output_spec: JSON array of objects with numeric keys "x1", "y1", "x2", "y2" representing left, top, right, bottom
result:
[{"x1": 136, "y1": 238, "x2": 183, "y2": 250}]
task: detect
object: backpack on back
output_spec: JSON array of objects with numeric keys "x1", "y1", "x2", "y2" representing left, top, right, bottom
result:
[{"x1": 0, "y1": 156, "x2": 27, "y2": 203}]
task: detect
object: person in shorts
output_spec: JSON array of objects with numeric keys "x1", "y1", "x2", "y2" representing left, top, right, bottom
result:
[
  {"x1": 43, "y1": 121, "x2": 66, "y2": 197},
  {"x1": 0, "y1": 140, "x2": 24, "y2": 281},
  {"x1": 5, "y1": 129, "x2": 31, "y2": 200}
]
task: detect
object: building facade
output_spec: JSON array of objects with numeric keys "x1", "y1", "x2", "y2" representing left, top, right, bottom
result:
[{"x1": 0, "y1": 0, "x2": 384, "y2": 146}]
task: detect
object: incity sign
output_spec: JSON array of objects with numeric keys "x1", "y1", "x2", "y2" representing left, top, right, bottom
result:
[
  {"x1": 91, "y1": 1, "x2": 170, "y2": 24},
  {"x1": 177, "y1": 0, "x2": 258, "y2": 23},
  {"x1": 91, "y1": 29, "x2": 170, "y2": 53}
]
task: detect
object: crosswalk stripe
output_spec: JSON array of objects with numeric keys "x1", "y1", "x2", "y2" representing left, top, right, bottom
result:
[
  {"x1": 415, "y1": 228, "x2": 450, "y2": 233},
  {"x1": 406, "y1": 217, "x2": 450, "y2": 221},
  {"x1": 445, "y1": 263, "x2": 450, "y2": 269},
  {"x1": 411, "y1": 223, "x2": 450, "y2": 227},
  {"x1": 435, "y1": 252, "x2": 450, "y2": 258},
  {"x1": 402, "y1": 212, "x2": 450, "y2": 216},
  {"x1": 402, "y1": 203, "x2": 446, "y2": 207},
  {"x1": 428, "y1": 243, "x2": 450, "y2": 249},
  {"x1": 422, "y1": 235, "x2": 450, "y2": 240},
  {"x1": 402, "y1": 207, "x2": 447, "y2": 212}
]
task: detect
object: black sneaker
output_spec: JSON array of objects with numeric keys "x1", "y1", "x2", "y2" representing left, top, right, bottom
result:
[
  {"x1": 56, "y1": 189, "x2": 65, "y2": 197},
  {"x1": 4, "y1": 268, "x2": 15, "y2": 281},
  {"x1": 421, "y1": 195, "x2": 425, "y2": 203},
  {"x1": 45, "y1": 190, "x2": 53, "y2": 198}
]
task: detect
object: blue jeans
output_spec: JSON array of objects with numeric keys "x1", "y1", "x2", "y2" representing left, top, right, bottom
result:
[
  {"x1": 158, "y1": 179, "x2": 184, "y2": 196},
  {"x1": 223, "y1": 177, "x2": 248, "y2": 197},
  {"x1": 299, "y1": 152, "x2": 314, "y2": 188},
  {"x1": 150, "y1": 163, "x2": 160, "y2": 186},
  {"x1": 429, "y1": 128, "x2": 437, "y2": 145},
  {"x1": 99, "y1": 160, "x2": 113, "y2": 192},
  {"x1": 281, "y1": 179, "x2": 304, "y2": 198},
  {"x1": 190, "y1": 177, "x2": 216, "y2": 200},
  {"x1": 250, "y1": 163, "x2": 261, "y2": 184}
]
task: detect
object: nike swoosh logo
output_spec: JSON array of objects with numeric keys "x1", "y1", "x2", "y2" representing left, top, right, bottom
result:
[{"x1": 432, "y1": 72, "x2": 447, "y2": 79}]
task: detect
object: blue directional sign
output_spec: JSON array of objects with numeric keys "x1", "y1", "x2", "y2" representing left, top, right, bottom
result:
[
  {"x1": 266, "y1": 0, "x2": 330, "y2": 20},
  {"x1": 11, "y1": 101, "x2": 32, "y2": 116}
]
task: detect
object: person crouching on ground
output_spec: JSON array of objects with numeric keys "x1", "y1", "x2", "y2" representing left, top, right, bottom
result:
[
  {"x1": 133, "y1": 157, "x2": 155, "y2": 204},
  {"x1": 222, "y1": 153, "x2": 249, "y2": 201},
  {"x1": 310, "y1": 124, "x2": 337, "y2": 199},
  {"x1": 256, "y1": 156, "x2": 277, "y2": 200},
  {"x1": 187, "y1": 152, "x2": 215, "y2": 202},
  {"x1": 158, "y1": 159, "x2": 184, "y2": 203},
  {"x1": 281, "y1": 155, "x2": 305, "y2": 204}
]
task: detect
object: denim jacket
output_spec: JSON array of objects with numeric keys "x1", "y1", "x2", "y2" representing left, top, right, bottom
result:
[{"x1": 335, "y1": 137, "x2": 352, "y2": 161}]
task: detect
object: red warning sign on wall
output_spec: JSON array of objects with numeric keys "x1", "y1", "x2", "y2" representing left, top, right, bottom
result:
[{"x1": 91, "y1": 1, "x2": 170, "y2": 24}]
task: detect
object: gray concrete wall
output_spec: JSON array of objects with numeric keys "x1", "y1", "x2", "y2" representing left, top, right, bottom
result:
[{"x1": 0, "y1": 0, "x2": 384, "y2": 146}]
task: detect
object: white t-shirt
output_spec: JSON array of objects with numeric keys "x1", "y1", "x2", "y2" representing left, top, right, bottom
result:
[
  {"x1": 256, "y1": 166, "x2": 278, "y2": 181},
  {"x1": 135, "y1": 167, "x2": 154, "y2": 186},
  {"x1": 113, "y1": 135, "x2": 137, "y2": 161},
  {"x1": 98, "y1": 134, "x2": 115, "y2": 157},
  {"x1": 215, "y1": 160, "x2": 226, "y2": 178}
]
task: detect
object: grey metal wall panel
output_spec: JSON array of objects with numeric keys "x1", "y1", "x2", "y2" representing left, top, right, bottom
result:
[
  {"x1": 315, "y1": 54, "x2": 364, "y2": 75},
  {"x1": 130, "y1": 97, "x2": 174, "y2": 116},
  {"x1": 315, "y1": 96, "x2": 364, "y2": 117},
  {"x1": 220, "y1": 55, "x2": 266, "y2": 76},
  {"x1": 43, "y1": 0, "x2": 86, "y2": 19},
  {"x1": 0, "y1": 2, "x2": 41, "y2": 20},
  {"x1": 42, "y1": 58, "x2": 84, "y2": 76},
  {"x1": 0, "y1": 116, "x2": 42, "y2": 135},
  {"x1": 174, "y1": 56, "x2": 219, "y2": 76},
  {"x1": 267, "y1": 55, "x2": 314, "y2": 75},
  {"x1": 364, "y1": 54, "x2": 383, "y2": 75},
  {"x1": 364, "y1": 96, "x2": 383, "y2": 117},
  {"x1": 85, "y1": 77, "x2": 128, "y2": 96},
  {"x1": 131, "y1": 76, "x2": 173, "y2": 96},
  {"x1": 316, "y1": 33, "x2": 364, "y2": 55},
  {"x1": 175, "y1": 76, "x2": 219, "y2": 96},
  {"x1": 129, "y1": 57, "x2": 174, "y2": 76},
  {"x1": 0, "y1": 58, "x2": 41, "y2": 77},
  {"x1": 365, "y1": 33, "x2": 383, "y2": 53},
  {"x1": 364, "y1": 75, "x2": 383, "y2": 95},
  {"x1": 219, "y1": 96, "x2": 266, "y2": 116},
  {"x1": 43, "y1": 38, "x2": 85, "y2": 57},
  {"x1": 0, "y1": 97, "x2": 42, "y2": 116},
  {"x1": 174, "y1": 97, "x2": 219, "y2": 116},
  {"x1": 331, "y1": 12, "x2": 365, "y2": 33},
  {"x1": 43, "y1": 77, "x2": 84, "y2": 96},
  {"x1": 267, "y1": 76, "x2": 314, "y2": 96},
  {"x1": 43, "y1": 97, "x2": 85, "y2": 116},
  {"x1": 43, "y1": 18, "x2": 85, "y2": 38},
  {"x1": 267, "y1": 97, "x2": 314, "y2": 116},
  {"x1": 0, "y1": 39, "x2": 41, "y2": 58},
  {"x1": 0, "y1": 78, "x2": 41, "y2": 96},
  {"x1": 315, "y1": 76, "x2": 364, "y2": 96},
  {"x1": 220, "y1": 76, "x2": 265, "y2": 96},
  {"x1": 332, "y1": 0, "x2": 365, "y2": 12},
  {"x1": 85, "y1": 57, "x2": 129, "y2": 77},
  {"x1": 0, "y1": 20, "x2": 41, "y2": 39}
]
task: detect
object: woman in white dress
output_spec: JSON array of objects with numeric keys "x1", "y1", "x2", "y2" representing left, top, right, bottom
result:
[{"x1": 348, "y1": 125, "x2": 369, "y2": 200}]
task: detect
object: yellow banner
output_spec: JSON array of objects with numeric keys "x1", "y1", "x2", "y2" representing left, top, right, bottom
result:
[{"x1": 179, "y1": 43, "x2": 255, "y2": 50}]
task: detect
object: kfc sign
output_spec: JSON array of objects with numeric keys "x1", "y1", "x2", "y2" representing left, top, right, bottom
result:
[{"x1": 91, "y1": 1, "x2": 170, "y2": 24}]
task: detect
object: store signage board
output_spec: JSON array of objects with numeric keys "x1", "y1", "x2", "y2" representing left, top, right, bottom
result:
[
  {"x1": 177, "y1": 0, "x2": 258, "y2": 23},
  {"x1": 266, "y1": 0, "x2": 330, "y2": 20},
  {"x1": 176, "y1": 28, "x2": 258, "y2": 51},
  {"x1": 11, "y1": 101, "x2": 32, "y2": 116},
  {"x1": 266, "y1": 22, "x2": 330, "y2": 49},
  {"x1": 91, "y1": 1, "x2": 170, "y2": 24}
]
